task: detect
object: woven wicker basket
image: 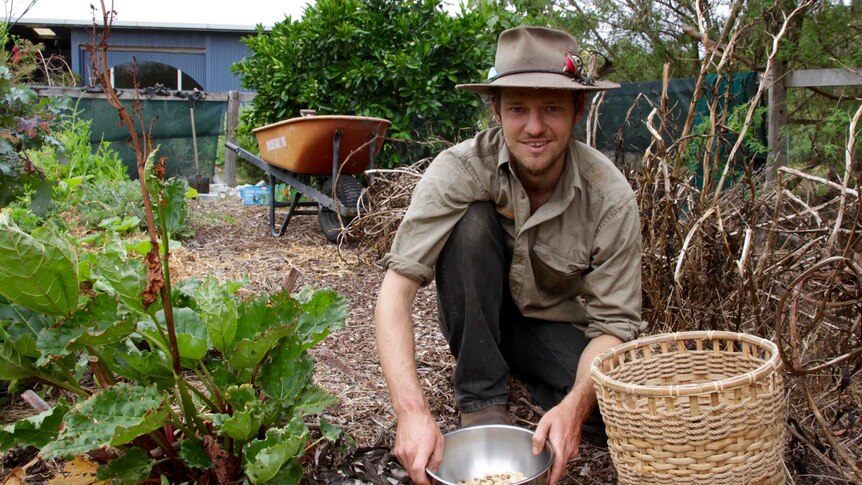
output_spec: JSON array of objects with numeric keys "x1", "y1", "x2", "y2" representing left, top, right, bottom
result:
[{"x1": 590, "y1": 331, "x2": 785, "y2": 484}]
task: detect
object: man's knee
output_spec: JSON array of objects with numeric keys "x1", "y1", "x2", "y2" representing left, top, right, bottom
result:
[{"x1": 446, "y1": 202, "x2": 502, "y2": 252}]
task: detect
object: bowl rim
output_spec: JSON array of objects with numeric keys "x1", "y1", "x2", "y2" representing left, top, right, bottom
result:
[{"x1": 425, "y1": 424, "x2": 555, "y2": 485}]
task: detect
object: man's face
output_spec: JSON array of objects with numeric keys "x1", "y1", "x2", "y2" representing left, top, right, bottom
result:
[{"x1": 495, "y1": 88, "x2": 577, "y2": 179}]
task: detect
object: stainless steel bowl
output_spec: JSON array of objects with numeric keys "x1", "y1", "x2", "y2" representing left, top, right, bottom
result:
[{"x1": 427, "y1": 425, "x2": 554, "y2": 485}]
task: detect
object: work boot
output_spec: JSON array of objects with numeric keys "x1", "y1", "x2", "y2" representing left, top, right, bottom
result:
[{"x1": 460, "y1": 404, "x2": 512, "y2": 428}]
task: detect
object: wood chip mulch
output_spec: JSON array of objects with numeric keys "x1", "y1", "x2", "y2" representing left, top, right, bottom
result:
[
  {"x1": 0, "y1": 197, "x2": 615, "y2": 484},
  {"x1": 175, "y1": 198, "x2": 616, "y2": 484}
]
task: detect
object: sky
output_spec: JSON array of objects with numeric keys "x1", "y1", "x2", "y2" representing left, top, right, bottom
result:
[
  {"x1": 16, "y1": 0, "x2": 317, "y2": 27},
  {"x1": 14, "y1": 0, "x2": 462, "y2": 28}
]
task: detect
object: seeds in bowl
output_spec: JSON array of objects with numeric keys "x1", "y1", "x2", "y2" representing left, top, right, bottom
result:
[{"x1": 458, "y1": 471, "x2": 526, "y2": 485}]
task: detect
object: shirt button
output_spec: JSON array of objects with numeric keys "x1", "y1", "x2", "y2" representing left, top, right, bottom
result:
[{"x1": 520, "y1": 191, "x2": 526, "y2": 198}]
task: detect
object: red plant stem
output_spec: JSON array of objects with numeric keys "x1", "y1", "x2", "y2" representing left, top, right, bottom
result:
[{"x1": 90, "y1": 0, "x2": 182, "y2": 376}]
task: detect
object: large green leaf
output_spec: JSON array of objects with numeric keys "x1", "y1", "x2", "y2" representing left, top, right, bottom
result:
[
  {"x1": 158, "y1": 178, "x2": 191, "y2": 238},
  {"x1": 230, "y1": 325, "x2": 294, "y2": 370},
  {"x1": 293, "y1": 385, "x2": 338, "y2": 416},
  {"x1": 91, "y1": 250, "x2": 146, "y2": 315},
  {"x1": 175, "y1": 333, "x2": 208, "y2": 362},
  {"x1": 0, "y1": 400, "x2": 69, "y2": 451},
  {"x1": 211, "y1": 385, "x2": 269, "y2": 441},
  {"x1": 234, "y1": 295, "x2": 268, "y2": 341},
  {"x1": 179, "y1": 439, "x2": 212, "y2": 469},
  {"x1": 77, "y1": 318, "x2": 136, "y2": 348},
  {"x1": 296, "y1": 289, "x2": 348, "y2": 348},
  {"x1": 41, "y1": 383, "x2": 168, "y2": 459},
  {"x1": 194, "y1": 277, "x2": 238, "y2": 354},
  {"x1": 0, "y1": 336, "x2": 35, "y2": 379},
  {"x1": 137, "y1": 307, "x2": 210, "y2": 363},
  {"x1": 35, "y1": 324, "x2": 86, "y2": 367},
  {"x1": 319, "y1": 417, "x2": 346, "y2": 443},
  {"x1": 235, "y1": 291, "x2": 300, "y2": 342},
  {"x1": 266, "y1": 461, "x2": 303, "y2": 485},
  {"x1": 258, "y1": 339, "x2": 313, "y2": 405},
  {"x1": 211, "y1": 405, "x2": 262, "y2": 441},
  {"x1": 106, "y1": 347, "x2": 174, "y2": 389},
  {"x1": 0, "y1": 223, "x2": 78, "y2": 316},
  {"x1": 0, "y1": 301, "x2": 55, "y2": 357},
  {"x1": 242, "y1": 417, "x2": 308, "y2": 484},
  {"x1": 171, "y1": 307, "x2": 209, "y2": 341},
  {"x1": 206, "y1": 357, "x2": 241, "y2": 389},
  {"x1": 230, "y1": 291, "x2": 302, "y2": 370},
  {"x1": 158, "y1": 308, "x2": 209, "y2": 361},
  {"x1": 68, "y1": 294, "x2": 136, "y2": 348},
  {"x1": 224, "y1": 384, "x2": 257, "y2": 410},
  {"x1": 96, "y1": 447, "x2": 154, "y2": 481}
]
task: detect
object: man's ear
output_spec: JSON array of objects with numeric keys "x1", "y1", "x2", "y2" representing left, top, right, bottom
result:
[{"x1": 491, "y1": 96, "x2": 502, "y2": 124}]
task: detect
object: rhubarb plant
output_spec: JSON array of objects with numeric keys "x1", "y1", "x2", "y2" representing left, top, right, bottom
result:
[
  {"x1": 0, "y1": 6, "x2": 350, "y2": 477},
  {"x1": 0, "y1": 193, "x2": 349, "y2": 482}
]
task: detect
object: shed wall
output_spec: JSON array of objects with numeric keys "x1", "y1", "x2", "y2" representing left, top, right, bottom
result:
[{"x1": 69, "y1": 27, "x2": 249, "y2": 91}]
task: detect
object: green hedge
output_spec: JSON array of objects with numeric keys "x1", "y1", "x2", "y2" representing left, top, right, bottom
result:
[{"x1": 233, "y1": 0, "x2": 517, "y2": 166}]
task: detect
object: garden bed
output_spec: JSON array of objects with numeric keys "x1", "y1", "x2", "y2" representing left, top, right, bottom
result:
[{"x1": 0, "y1": 198, "x2": 617, "y2": 484}]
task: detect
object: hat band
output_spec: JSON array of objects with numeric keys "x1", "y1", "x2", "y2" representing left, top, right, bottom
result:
[
  {"x1": 489, "y1": 68, "x2": 575, "y2": 82},
  {"x1": 489, "y1": 59, "x2": 595, "y2": 87}
]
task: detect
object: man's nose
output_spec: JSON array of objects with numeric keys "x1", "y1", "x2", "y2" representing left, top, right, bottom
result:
[{"x1": 524, "y1": 110, "x2": 544, "y2": 135}]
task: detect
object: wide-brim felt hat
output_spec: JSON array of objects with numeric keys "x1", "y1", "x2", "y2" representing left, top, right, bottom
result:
[{"x1": 456, "y1": 26, "x2": 619, "y2": 94}]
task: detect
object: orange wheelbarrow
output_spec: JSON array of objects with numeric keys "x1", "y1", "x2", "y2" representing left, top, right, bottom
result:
[{"x1": 225, "y1": 114, "x2": 391, "y2": 241}]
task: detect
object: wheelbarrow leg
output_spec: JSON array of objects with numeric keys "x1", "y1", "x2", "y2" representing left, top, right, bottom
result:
[{"x1": 267, "y1": 174, "x2": 300, "y2": 237}]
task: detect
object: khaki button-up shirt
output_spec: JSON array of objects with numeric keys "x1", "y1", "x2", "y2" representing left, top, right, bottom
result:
[{"x1": 382, "y1": 127, "x2": 644, "y2": 342}]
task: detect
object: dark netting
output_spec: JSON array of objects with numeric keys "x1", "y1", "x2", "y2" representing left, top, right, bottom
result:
[
  {"x1": 577, "y1": 72, "x2": 761, "y2": 156},
  {"x1": 76, "y1": 97, "x2": 226, "y2": 180}
]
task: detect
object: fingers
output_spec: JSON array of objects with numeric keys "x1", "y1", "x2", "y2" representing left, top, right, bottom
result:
[
  {"x1": 548, "y1": 453, "x2": 566, "y2": 485},
  {"x1": 409, "y1": 453, "x2": 432, "y2": 485},
  {"x1": 428, "y1": 433, "x2": 445, "y2": 472},
  {"x1": 532, "y1": 420, "x2": 549, "y2": 455},
  {"x1": 393, "y1": 418, "x2": 441, "y2": 485},
  {"x1": 396, "y1": 437, "x2": 433, "y2": 485}
]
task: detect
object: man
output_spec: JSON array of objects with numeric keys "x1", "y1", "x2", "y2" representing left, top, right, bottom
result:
[{"x1": 375, "y1": 26, "x2": 643, "y2": 485}]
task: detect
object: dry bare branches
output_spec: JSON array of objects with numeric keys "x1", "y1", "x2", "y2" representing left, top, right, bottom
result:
[
  {"x1": 344, "y1": 158, "x2": 432, "y2": 261},
  {"x1": 345, "y1": 4, "x2": 859, "y2": 478}
]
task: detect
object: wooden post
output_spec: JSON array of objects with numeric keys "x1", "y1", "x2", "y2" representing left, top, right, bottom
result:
[
  {"x1": 766, "y1": 60, "x2": 787, "y2": 183},
  {"x1": 224, "y1": 90, "x2": 240, "y2": 187}
]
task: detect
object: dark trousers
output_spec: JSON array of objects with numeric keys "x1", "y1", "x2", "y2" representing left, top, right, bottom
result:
[{"x1": 435, "y1": 202, "x2": 605, "y2": 441}]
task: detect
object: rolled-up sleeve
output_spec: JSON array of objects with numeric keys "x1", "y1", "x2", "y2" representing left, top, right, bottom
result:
[
  {"x1": 582, "y1": 195, "x2": 645, "y2": 342},
  {"x1": 382, "y1": 149, "x2": 488, "y2": 285}
]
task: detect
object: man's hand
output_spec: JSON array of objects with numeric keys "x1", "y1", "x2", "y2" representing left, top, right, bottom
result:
[
  {"x1": 393, "y1": 410, "x2": 445, "y2": 485},
  {"x1": 375, "y1": 269, "x2": 443, "y2": 484},
  {"x1": 531, "y1": 393, "x2": 590, "y2": 485},
  {"x1": 530, "y1": 333, "x2": 623, "y2": 484}
]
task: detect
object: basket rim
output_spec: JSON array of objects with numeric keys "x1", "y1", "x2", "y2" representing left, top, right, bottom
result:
[{"x1": 590, "y1": 331, "x2": 782, "y2": 397}]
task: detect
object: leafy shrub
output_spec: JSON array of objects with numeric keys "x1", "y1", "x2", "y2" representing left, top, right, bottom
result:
[
  {"x1": 27, "y1": 108, "x2": 127, "y2": 183},
  {"x1": 0, "y1": 187, "x2": 349, "y2": 483},
  {"x1": 0, "y1": 64, "x2": 62, "y2": 210},
  {"x1": 71, "y1": 177, "x2": 196, "y2": 239},
  {"x1": 233, "y1": 0, "x2": 517, "y2": 166}
]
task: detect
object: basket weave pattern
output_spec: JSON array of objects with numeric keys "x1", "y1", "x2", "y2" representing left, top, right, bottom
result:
[{"x1": 590, "y1": 331, "x2": 785, "y2": 484}]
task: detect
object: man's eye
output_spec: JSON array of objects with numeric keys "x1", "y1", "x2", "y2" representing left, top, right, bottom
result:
[
  {"x1": 508, "y1": 106, "x2": 525, "y2": 113},
  {"x1": 546, "y1": 106, "x2": 563, "y2": 112}
]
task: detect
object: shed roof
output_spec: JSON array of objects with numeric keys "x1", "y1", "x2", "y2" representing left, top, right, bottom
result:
[{"x1": 18, "y1": 17, "x2": 268, "y2": 33}]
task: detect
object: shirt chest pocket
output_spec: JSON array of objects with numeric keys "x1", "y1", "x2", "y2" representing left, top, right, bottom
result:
[{"x1": 530, "y1": 244, "x2": 590, "y2": 295}]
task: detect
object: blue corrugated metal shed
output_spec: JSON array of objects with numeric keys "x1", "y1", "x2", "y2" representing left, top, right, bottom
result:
[{"x1": 20, "y1": 19, "x2": 256, "y2": 91}]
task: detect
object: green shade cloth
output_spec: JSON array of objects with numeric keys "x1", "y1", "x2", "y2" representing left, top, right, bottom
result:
[
  {"x1": 578, "y1": 71, "x2": 761, "y2": 155},
  {"x1": 76, "y1": 97, "x2": 226, "y2": 179}
]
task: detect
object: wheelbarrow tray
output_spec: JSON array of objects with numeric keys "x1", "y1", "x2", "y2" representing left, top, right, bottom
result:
[{"x1": 253, "y1": 115, "x2": 391, "y2": 175}]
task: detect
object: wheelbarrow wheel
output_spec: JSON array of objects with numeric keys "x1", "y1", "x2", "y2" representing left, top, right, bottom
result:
[{"x1": 318, "y1": 176, "x2": 367, "y2": 243}]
